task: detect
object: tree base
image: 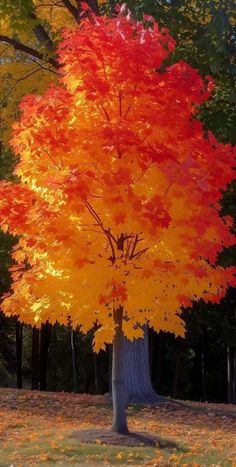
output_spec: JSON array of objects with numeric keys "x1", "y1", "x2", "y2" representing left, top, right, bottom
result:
[
  {"x1": 71, "y1": 428, "x2": 178, "y2": 448},
  {"x1": 126, "y1": 390, "x2": 164, "y2": 404},
  {"x1": 111, "y1": 423, "x2": 129, "y2": 435},
  {"x1": 105, "y1": 390, "x2": 166, "y2": 405}
]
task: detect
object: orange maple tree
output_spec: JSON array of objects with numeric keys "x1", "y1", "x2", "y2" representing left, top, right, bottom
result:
[{"x1": 0, "y1": 6, "x2": 235, "y2": 433}]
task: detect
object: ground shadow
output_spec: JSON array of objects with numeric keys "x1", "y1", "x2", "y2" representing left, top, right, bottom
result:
[{"x1": 71, "y1": 428, "x2": 184, "y2": 450}]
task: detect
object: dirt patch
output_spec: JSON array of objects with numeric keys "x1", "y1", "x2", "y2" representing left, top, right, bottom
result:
[{"x1": 71, "y1": 428, "x2": 179, "y2": 448}]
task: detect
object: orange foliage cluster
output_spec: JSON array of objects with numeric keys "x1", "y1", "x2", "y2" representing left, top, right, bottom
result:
[{"x1": 0, "y1": 10, "x2": 235, "y2": 349}]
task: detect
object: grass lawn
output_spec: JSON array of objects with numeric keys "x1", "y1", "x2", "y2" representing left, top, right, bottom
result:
[{"x1": 0, "y1": 388, "x2": 235, "y2": 466}]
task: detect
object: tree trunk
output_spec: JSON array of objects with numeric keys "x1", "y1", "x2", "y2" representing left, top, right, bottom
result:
[
  {"x1": 88, "y1": 0, "x2": 100, "y2": 15},
  {"x1": 233, "y1": 307, "x2": 236, "y2": 405},
  {"x1": 227, "y1": 345, "x2": 232, "y2": 403},
  {"x1": 155, "y1": 331, "x2": 163, "y2": 392},
  {"x1": 71, "y1": 329, "x2": 78, "y2": 393},
  {"x1": 109, "y1": 0, "x2": 117, "y2": 15},
  {"x1": 16, "y1": 320, "x2": 23, "y2": 389},
  {"x1": 122, "y1": 326, "x2": 162, "y2": 404},
  {"x1": 32, "y1": 327, "x2": 40, "y2": 390},
  {"x1": 227, "y1": 345, "x2": 236, "y2": 404},
  {"x1": 201, "y1": 333, "x2": 207, "y2": 402},
  {"x1": 40, "y1": 322, "x2": 51, "y2": 391},
  {"x1": 233, "y1": 347, "x2": 236, "y2": 404},
  {"x1": 111, "y1": 307, "x2": 129, "y2": 434},
  {"x1": 173, "y1": 354, "x2": 180, "y2": 399},
  {"x1": 94, "y1": 353, "x2": 99, "y2": 394}
]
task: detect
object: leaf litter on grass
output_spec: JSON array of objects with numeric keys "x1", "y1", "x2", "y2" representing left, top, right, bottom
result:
[{"x1": 0, "y1": 388, "x2": 235, "y2": 465}]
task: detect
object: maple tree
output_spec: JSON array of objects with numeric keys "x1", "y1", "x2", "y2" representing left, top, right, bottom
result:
[
  {"x1": 0, "y1": 0, "x2": 235, "y2": 405},
  {"x1": 0, "y1": 6, "x2": 235, "y2": 433}
]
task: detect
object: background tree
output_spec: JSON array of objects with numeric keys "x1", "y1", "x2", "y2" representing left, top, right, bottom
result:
[{"x1": 0, "y1": 0, "x2": 101, "y2": 144}]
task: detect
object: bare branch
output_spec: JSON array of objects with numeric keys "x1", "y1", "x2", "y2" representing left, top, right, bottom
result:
[
  {"x1": 0, "y1": 34, "x2": 59, "y2": 69},
  {"x1": 130, "y1": 234, "x2": 139, "y2": 259},
  {"x1": 131, "y1": 247, "x2": 149, "y2": 260},
  {"x1": 134, "y1": 161, "x2": 154, "y2": 184},
  {"x1": 30, "y1": 59, "x2": 57, "y2": 74},
  {"x1": 0, "y1": 45, "x2": 11, "y2": 57},
  {"x1": 0, "y1": 67, "x2": 43, "y2": 106},
  {"x1": 39, "y1": 144, "x2": 63, "y2": 170},
  {"x1": 84, "y1": 200, "x2": 116, "y2": 262}
]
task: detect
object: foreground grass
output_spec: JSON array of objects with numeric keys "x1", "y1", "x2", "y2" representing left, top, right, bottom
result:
[{"x1": 0, "y1": 389, "x2": 235, "y2": 466}]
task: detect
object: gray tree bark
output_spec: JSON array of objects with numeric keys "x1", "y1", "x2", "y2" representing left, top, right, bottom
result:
[
  {"x1": 111, "y1": 307, "x2": 129, "y2": 434},
  {"x1": 122, "y1": 326, "x2": 162, "y2": 404}
]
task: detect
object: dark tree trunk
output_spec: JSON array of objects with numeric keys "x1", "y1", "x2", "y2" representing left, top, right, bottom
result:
[
  {"x1": 173, "y1": 354, "x2": 180, "y2": 399},
  {"x1": 31, "y1": 327, "x2": 40, "y2": 390},
  {"x1": 227, "y1": 345, "x2": 232, "y2": 403},
  {"x1": 227, "y1": 345, "x2": 236, "y2": 404},
  {"x1": 16, "y1": 320, "x2": 23, "y2": 389},
  {"x1": 122, "y1": 326, "x2": 162, "y2": 404},
  {"x1": 233, "y1": 307, "x2": 236, "y2": 405},
  {"x1": 201, "y1": 334, "x2": 207, "y2": 402},
  {"x1": 155, "y1": 331, "x2": 163, "y2": 392},
  {"x1": 40, "y1": 322, "x2": 51, "y2": 391},
  {"x1": 94, "y1": 353, "x2": 99, "y2": 394},
  {"x1": 71, "y1": 329, "x2": 78, "y2": 393},
  {"x1": 109, "y1": 0, "x2": 117, "y2": 15},
  {"x1": 233, "y1": 348, "x2": 236, "y2": 404},
  {"x1": 88, "y1": 0, "x2": 100, "y2": 15},
  {"x1": 111, "y1": 307, "x2": 129, "y2": 434}
]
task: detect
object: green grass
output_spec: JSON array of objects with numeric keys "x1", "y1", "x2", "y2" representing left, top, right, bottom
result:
[
  {"x1": 0, "y1": 433, "x2": 161, "y2": 466},
  {"x1": 0, "y1": 389, "x2": 235, "y2": 465}
]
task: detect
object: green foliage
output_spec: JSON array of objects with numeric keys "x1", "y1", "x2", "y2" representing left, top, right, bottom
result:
[
  {"x1": 0, "y1": 144, "x2": 17, "y2": 180},
  {"x1": 0, "y1": 313, "x2": 16, "y2": 386},
  {"x1": 0, "y1": 360, "x2": 10, "y2": 386},
  {"x1": 0, "y1": 0, "x2": 35, "y2": 31},
  {"x1": 115, "y1": 0, "x2": 236, "y2": 143},
  {"x1": 0, "y1": 145, "x2": 17, "y2": 295}
]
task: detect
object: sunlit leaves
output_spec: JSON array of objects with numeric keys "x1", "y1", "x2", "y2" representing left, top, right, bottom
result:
[{"x1": 0, "y1": 11, "x2": 235, "y2": 350}]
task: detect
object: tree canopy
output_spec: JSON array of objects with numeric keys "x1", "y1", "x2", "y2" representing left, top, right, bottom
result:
[
  {"x1": 1, "y1": 1, "x2": 235, "y2": 144},
  {"x1": 0, "y1": 10, "x2": 235, "y2": 351}
]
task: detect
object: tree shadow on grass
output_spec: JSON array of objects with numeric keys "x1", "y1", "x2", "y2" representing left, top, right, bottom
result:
[{"x1": 71, "y1": 428, "x2": 185, "y2": 451}]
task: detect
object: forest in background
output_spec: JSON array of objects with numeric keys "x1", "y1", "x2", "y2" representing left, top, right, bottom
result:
[{"x1": 0, "y1": 0, "x2": 235, "y2": 404}]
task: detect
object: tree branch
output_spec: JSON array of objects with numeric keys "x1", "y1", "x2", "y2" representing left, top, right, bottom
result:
[
  {"x1": 0, "y1": 35, "x2": 59, "y2": 69},
  {"x1": 109, "y1": 0, "x2": 117, "y2": 16},
  {"x1": 0, "y1": 67, "x2": 44, "y2": 107},
  {"x1": 61, "y1": 0, "x2": 100, "y2": 22},
  {"x1": 87, "y1": 0, "x2": 100, "y2": 15},
  {"x1": 61, "y1": 0, "x2": 80, "y2": 22},
  {"x1": 29, "y1": 12, "x2": 55, "y2": 51},
  {"x1": 131, "y1": 247, "x2": 149, "y2": 260},
  {"x1": 130, "y1": 234, "x2": 139, "y2": 259},
  {"x1": 84, "y1": 200, "x2": 116, "y2": 262}
]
